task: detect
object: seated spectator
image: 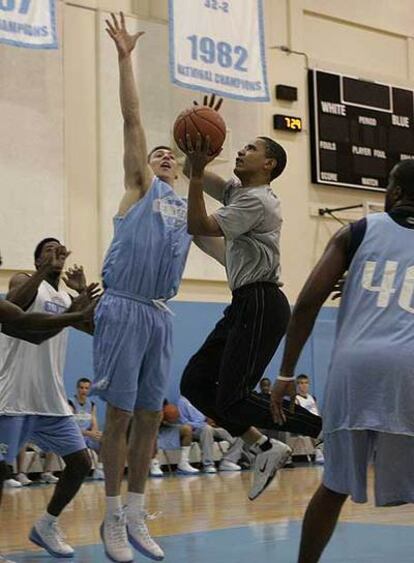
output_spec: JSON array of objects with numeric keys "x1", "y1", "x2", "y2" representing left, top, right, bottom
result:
[
  {"x1": 5, "y1": 446, "x2": 60, "y2": 487},
  {"x1": 151, "y1": 404, "x2": 199, "y2": 476},
  {"x1": 177, "y1": 396, "x2": 243, "y2": 473},
  {"x1": 16, "y1": 445, "x2": 60, "y2": 485},
  {"x1": 69, "y1": 377, "x2": 104, "y2": 480},
  {"x1": 258, "y1": 377, "x2": 272, "y2": 396},
  {"x1": 295, "y1": 374, "x2": 324, "y2": 464}
]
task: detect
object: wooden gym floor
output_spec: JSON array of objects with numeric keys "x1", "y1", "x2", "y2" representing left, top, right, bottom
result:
[{"x1": 2, "y1": 465, "x2": 414, "y2": 562}]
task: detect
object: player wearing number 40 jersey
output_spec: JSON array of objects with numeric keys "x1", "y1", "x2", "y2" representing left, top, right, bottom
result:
[{"x1": 271, "y1": 159, "x2": 414, "y2": 563}]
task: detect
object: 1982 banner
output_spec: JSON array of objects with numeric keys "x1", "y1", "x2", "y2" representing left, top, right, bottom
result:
[
  {"x1": 0, "y1": 0, "x2": 57, "y2": 49},
  {"x1": 169, "y1": 0, "x2": 269, "y2": 102}
]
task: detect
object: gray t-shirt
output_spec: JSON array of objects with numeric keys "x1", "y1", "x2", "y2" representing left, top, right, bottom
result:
[{"x1": 213, "y1": 180, "x2": 282, "y2": 290}]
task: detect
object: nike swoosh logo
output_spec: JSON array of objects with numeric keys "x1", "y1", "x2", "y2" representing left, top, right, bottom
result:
[{"x1": 259, "y1": 460, "x2": 268, "y2": 473}]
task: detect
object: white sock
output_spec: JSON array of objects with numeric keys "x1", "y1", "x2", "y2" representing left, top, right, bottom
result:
[
  {"x1": 180, "y1": 446, "x2": 191, "y2": 465},
  {"x1": 127, "y1": 492, "x2": 145, "y2": 518},
  {"x1": 97, "y1": 462, "x2": 104, "y2": 470},
  {"x1": 38, "y1": 512, "x2": 58, "y2": 526},
  {"x1": 106, "y1": 495, "x2": 122, "y2": 517}
]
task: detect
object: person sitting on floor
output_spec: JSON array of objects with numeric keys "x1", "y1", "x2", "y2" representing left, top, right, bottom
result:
[
  {"x1": 69, "y1": 377, "x2": 104, "y2": 480},
  {"x1": 177, "y1": 396, "x2": 243, "y2": 473}
]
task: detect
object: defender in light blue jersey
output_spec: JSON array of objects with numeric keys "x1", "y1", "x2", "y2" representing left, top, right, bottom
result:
[
  {"x1": 272, "y1": 160, "x2": 414, "y2": 562},
  {"x1": 93, "y1": 14, "x2": 224, "y2": 563}
]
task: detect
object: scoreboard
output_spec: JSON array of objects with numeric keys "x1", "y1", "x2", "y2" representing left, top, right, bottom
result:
[{"x1": 308, "y1": 69, "x2": 414, "y2": 192}]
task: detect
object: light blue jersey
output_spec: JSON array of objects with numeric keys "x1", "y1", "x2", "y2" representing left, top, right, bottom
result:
[
  {"x1": 93, "y1": 177, "x2": 192, "y2": 412},
  {"x1": 70, "y1": 396, "x2": 93, "y2": 433},
  {"x1": 102, "y1": 176, "x2": 191, "y2": 299},
  {"x1": 324, "y1": 213, "x2": 414, "y2": 436}
]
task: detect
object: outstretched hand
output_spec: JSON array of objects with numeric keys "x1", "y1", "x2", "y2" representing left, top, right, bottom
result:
[
  {"x1": 193, "y1": 93, "x2": 223, "y2": 112},
  {"x1": 62, "y1": 265, "x2": 87, "y2": 294},
  {"x1": 178, "y1": 133, "x2": 214, "y2": 177},
  {"x1": 105, "y1": 12, "x2": 145, "y2": 58}
]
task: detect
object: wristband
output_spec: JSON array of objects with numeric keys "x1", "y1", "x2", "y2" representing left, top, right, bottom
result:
[{"x1": 277, "y1": 376, "x2": 295, "y2": 382}]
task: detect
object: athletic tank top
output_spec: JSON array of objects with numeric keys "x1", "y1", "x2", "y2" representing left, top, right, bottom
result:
[
  {"x1": 296, "y1": 394, "x2": 319, "y2": 416},
  {"x1": 70, "y1": 396, "x2": 93, "y2": 431},
  {"x1": 0, "y1": 281, "x2": 72, "y2": 416},
  {"x1": 102, "y1": 177, "x2": 192, "y2": 299},
  {"x1": 324, "y1": 213, "x2": 414, "y2": 435}
]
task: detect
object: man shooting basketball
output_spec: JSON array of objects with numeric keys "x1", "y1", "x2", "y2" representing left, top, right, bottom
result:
[
  {"x1": 272, "y1": 159, "x2": 414, "y2": 562},
  {"x1": 180, "y1": 131, "x2": 322, "y2": 502}
]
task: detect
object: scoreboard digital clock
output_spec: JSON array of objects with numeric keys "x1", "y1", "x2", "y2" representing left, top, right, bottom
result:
[
  {"x1": 273, "y1": 114, "x2": 302, "y2": 132},
  {"x1": 308, "y1": 69, "x2": 414, "y2": 191}
]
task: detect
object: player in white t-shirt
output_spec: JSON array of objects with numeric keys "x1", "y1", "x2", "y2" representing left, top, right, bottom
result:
[
  {"x1": 295, "y1": 375, "x2": 324, "y2": 464},
  {"x1": 0, "y1": 239, "x2": 99, "y2": 561},
  {"x1": 295, "y1": 375, "x2": 319, "y2": 416}
]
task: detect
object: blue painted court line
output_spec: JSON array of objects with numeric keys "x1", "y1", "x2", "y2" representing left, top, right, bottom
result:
[{"x1": 6, "y1": 520, "x2": 414, "y2": 562}]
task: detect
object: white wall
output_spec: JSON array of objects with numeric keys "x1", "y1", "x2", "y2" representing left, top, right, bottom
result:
[{"x1": 1, "y1": 0, "x2": 413, "y2": 303}]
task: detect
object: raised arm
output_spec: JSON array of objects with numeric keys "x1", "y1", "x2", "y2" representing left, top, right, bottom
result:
[
  {"x1": 184, "y1": 134, "x2": 224, "y2": 237},
  {"x1": 181, "y1": 94, "x2": 227, "y2": 202},
  {"x1": 106, "y1": 12, "x2": 152, "y2": 216},
  {"x1": 271, "y1": 226, "x2": 351, "y2": 423},
  {"x1": 7, "y1": 245, "x2": 70, "y2": 310}
]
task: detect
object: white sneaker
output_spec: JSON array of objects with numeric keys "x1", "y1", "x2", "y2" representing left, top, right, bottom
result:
[
  {"x1": 127, "y1": 511, "x2": 164, "y2": 561},
  {"x1": 176, "y1": 462, "x2": 199, "y2": 475},
  {"x1": 41, "y1": 472, "x2": 59, "y2": 484},
  {"x1": 219, "y1": 460, "x2": 241, "y2": 472},
  {"x1": 314, "y1": 449, "x2": 325, "y2": 465},
  {"x1": 16, "y1": 473, "x2": 33, "y2": 486},
  {"x1": 203, "y1": 465, "x2": 217, "y2": 474},
  {"x1": 29, "y1": 520, "x2": 74, "y2": 558},
  {"x1": 101, "y1": 508, "x2": 133, "y2": 563},
  {"x1": 249, "y1": 440, "x2": 292, "y2": 501},
  {"x1": 149, "y1": 459, "x2": 164, "y2": 478},
  {"x1": 93, "y1": 468, "x2": 105, "y2": 480},
  {"x1": 4, "y1": 479, "x2": 22, "y2": 488}
]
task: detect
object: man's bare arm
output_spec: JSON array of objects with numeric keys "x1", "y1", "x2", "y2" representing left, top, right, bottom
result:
[
  {"x1": 270, "y1": 226, "x2": 350, "y2": 423},
  {"x1": 0, "y1": 300, "x2": 93, "y2": 332},
  {"x1": 106, "y1": 13, "x2": 152, "y2": 217},
  {"x1": 280, "y1": 226, "x2": 350, "y2": 377}
]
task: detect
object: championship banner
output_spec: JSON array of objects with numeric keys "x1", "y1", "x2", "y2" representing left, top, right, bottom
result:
[
  {"x1": 169, "y1": 0, "x2": 269, "y2": 102},
  {"x1": 0, "y1": 0, "x2": 57, "y2": 49}
]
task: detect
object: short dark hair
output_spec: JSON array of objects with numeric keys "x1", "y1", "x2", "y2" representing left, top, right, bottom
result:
[
  {"x1": 260, "y1": 377, "x2": 271, "y2": 384},
  {"x1": 34, "y1": 237, "x2": 60, "y2": 262},
  {"x1": 76, "y1": 377, "x2": 91, "y2": 388},
  {"x1": 258, "y1": 137, "x2": 287, "y2": 182},
  {"x1": 392, "y1": 160, "x2": 414, "y2": 199},
  {"x1": 296, "y1": 374, "x2": 309, "y2": 382},
  {"x1": 148, "y1": 145, "x2": 174, "y2": 161}
]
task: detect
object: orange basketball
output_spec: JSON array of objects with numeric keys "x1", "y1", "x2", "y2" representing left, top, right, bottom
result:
[
  {"x1": 173, "y1": 106, "x2": 226, "y2": 155},
  {"x1": 163, "y1": 403, "x2": 180, "y2": 424}
]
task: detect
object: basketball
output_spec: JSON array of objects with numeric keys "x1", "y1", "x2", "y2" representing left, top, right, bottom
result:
[
  {"x1": 173, "y1": 106, "x2": 226, "y2": 155},
  {"x1": 163, "y1": 403, "x2": 180, "y2": 423}
]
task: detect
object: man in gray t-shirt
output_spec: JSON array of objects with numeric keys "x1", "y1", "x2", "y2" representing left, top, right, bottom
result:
[
  {"x1": 179, "y1": 116, "x2": 321, "y2": 502},
  {"x1": 215, "y1": 178, "x2": 282, "y2": 291}
]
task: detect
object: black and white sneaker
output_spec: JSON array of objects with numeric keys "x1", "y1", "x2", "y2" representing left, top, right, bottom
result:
[{"x1": 249, "y1": 440, "x2": 292, "y2": 501}]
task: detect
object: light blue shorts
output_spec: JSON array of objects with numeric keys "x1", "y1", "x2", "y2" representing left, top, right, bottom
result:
[
  {"x1": 323, "y1": 429, "x2": 414, "y2": 507},
  {"x1": 0, "y1": 415, "x2": 86, "y2": 464},
  {"x1": 85, "y1": 437, "x2": 100, "y2": 452},
  {"x1": 92, "y1": 292, "x2": 173, "y2": 413},
  {"x1": 157, "y1": 425, "x2": 181, "y2": 450}
]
